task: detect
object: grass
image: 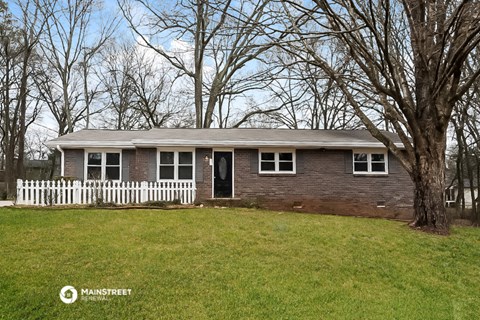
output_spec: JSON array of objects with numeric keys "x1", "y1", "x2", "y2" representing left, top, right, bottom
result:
[{"x1": 0, "y1": 207, "x2": 479, "y2": 319}]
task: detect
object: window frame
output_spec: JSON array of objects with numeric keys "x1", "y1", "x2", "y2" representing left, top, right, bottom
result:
[
  {"x1": 258, "y1": 149, "x2": 296, "y2": 174},
  {"x1": 352, "y1": 149, "x2": 388, "y2": 175},
  {"x1": 84, "y1": 149, "x2": 122, "y2": 181},
  {"x1": 157, "y1": 148, "x2": 195, "y2": 181}
]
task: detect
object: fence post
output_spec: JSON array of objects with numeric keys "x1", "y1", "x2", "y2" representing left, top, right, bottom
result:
[
  {"x1": 40, "y1": 180, "x2": 45, "y2": 206},
  {"x1": 140, "y1": 181, "x2": 147, "y2": 203},
  {"x1": 16, "y1": 179, "x2": 23, "y2": 204}
]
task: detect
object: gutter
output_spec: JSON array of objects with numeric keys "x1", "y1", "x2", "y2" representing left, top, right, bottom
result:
[{"x1": 56, "y1": 145, "x2": 64, "y2": 177}]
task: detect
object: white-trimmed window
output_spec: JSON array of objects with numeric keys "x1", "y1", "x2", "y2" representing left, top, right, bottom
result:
[
  {"x1": 157, "y1": 150, "x2": 194, "y2": 180},
  {"x1": 259, "y1": 150, "x2": 295, "y2": 174},
  {"x1": 85, "y1": 150, "x2": 121, "y2": 181},
  {"x1": 353, "y1": 151, "x2": 388, "y2": 174}
]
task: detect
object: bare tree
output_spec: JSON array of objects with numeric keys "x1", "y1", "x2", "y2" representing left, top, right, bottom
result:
[
  {"x1": 0, "y1": 0, "x2": 41, "y2": 196},
  {"x1": 0, "y1": 1, "x2": 17, "y2": 196},
  {"x1": 97, "y1": 40, "x2": 138, "y2": 130},
  {"x1": 265, "y1": 47, "x2": 361, "y2": 129},
  {"x1": 98, "y1": 39, "x2": 193, "y2": 129},
  {"x1": 14, "y1": 0, "x2": 44, "y2": 180},
  {"x1": 278, "y1": 0, "x2": 480, "y2": 233},
  {"x1": 120, "y1": 0, "x2": 281, "y2": 128},
  {"x1": 450, "y1": 48, "x2": 480, "y2": 223},
  {"x1": 128, "y1": 45, "x2": 193, "y2": 129},
  {"x1": 36, "y1": 0, "x2": 117, "y2": 135}
]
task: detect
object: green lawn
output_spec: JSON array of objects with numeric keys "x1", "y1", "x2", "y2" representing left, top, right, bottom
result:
[{"x1": 0, "y1": 208, "x2": 479, "y2": 319}]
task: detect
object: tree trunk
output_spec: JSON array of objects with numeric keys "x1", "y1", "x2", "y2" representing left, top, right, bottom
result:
[
  {"x1": 203, "y1": 80, "x2": 221, "y2": 128},
  {"x1": 2, "y1": 40, "x2": 15, "y2": 197},
  {"x1": 62, "y1": 76, "x2": 73, "y2": 133},
  {"x1": 4, "y1": 147, "x2": 15, "y2": 197},
  {"x1": 194, "y1": 73, "x2": 203, "y2": 128},
  {"x1": 410, "y1": 143, "x2": 449, "y2": 233},
  {"x1": 193, "y1": 0, "x2": 205, "y2": 128},
  {"x1": 16, "y1": 45, "x2": 31, "y2": 181}
]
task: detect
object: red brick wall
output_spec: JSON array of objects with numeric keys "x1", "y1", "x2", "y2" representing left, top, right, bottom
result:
[
  {"x1": 196, "y1": 148, "x2": 414, "y2": 219},
  {"x1": 64, "y1": 147, "x2": 414, "y2": 219}
]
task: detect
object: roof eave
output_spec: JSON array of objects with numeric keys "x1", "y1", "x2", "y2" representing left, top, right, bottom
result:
[
  {"x1": 45, "y1": 141, "x2": 135, "y2": 149},
  {"x1": 131, "y1": 139, "x2": 404, "y2": 149},
  {"x1": 46, "y1": 139, "x2": 404, "y2": 150}
]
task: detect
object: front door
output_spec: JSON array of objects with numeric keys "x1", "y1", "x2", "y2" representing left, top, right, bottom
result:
[{"x1": 213, "y1": 151, "x2": 233, "y2": 198}]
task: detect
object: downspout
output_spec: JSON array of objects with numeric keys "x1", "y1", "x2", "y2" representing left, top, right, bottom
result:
[{"x1": 56, "y1": 145, "x2": 65, "y2": 177}]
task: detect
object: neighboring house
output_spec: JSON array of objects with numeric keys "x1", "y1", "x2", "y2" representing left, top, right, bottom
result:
[
  {"x1": 446, "y1": 180, "x2": 479, "y2": 209},
  {"x1": 25, "y1": 159, "x2": 59, "y2": 180},
  {"x1": 45, "y1": 128, "x2": 414, "y2": 219}
]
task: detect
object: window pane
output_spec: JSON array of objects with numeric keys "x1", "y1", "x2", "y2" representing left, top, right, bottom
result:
[
  {"x1": 160, "y1": 152, "x2": 174, "y2": 164},
  {"x1": 261, "y1": 153, "x2": 274, "y2": 161},
  {"x1": 178, "y1": 166, "x2": 193, "y2": 179},
  {"x1": 106, "y1": 166, "x2": 120, "y2": 180},
  {"x1": 179, "y1": 152, "x2": 192, "y2": 164},
  {"x1": 106, "y1": 153, "x2": 120, "y2": 165},
  {"x1": 372, "y1": 163, "x2": 386, "y2": 172},
  {"x1": 371, "y1": 154, "x2": 385, "y2": 162},
  {"x1": 87, "y1": 166, "x2": 101, "y2": 179},
  {"x1": 261, "y1": 161, "x2": 275, "y2": 171},
  {"x1": 279, "y1": 162, "x2": 293, "y2": 171},
  {"x1": 354, "y1": 153, "x2": 367, "y2": 162},
  {"x1": 279, "y1": 153, "x2": 293, "y2": 161},
  {"x1": 354, "y1": 162, "x2": 368, "y2": 172},
  {"x1": 88, "y1": 153, "x2": 102, "y2": 165},
  {"x1": 159, "y1": 166, "x2": 174, "y2": 179}
]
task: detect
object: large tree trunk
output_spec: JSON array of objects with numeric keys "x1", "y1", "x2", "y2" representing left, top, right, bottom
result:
[{"x1": 410, "y1": 135, "x2": 449, "y2": 233}]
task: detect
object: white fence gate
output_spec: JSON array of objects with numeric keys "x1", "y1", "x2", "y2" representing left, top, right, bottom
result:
[{"x1": 16, "y1": 179, "x2": 196, "y2": 206}]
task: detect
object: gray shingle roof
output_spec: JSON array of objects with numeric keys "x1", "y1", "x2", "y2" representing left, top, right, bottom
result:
[{"x1": 46, "y1": 128, "x2": 405, "y2": 149}]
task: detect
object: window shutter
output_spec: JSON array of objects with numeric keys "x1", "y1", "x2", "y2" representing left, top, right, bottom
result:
[
  {"x1": 147, "y1": 149, "x2": 157, "y2": 181},
  {"x1": 250, "y1": 149, "x2": 258, "y2": 174},
  {"x1": 296, "y1": 150, "x2": 304, "y2": 174},
  {"x1": 122, "y1": 151, "x2": 130, "y2": 181},
  {"x1": 195, "y1": 149, "x2": 204, "y2": 182},
  {"x1": 74, "y1": 150, "x2": 84, "y2": 180},
  {"x1": 345, "y1": 150, "x2": 353, "y2": 174},
  {"x1": 388, "y1": 151, "x2": 401, "y2": 174}
]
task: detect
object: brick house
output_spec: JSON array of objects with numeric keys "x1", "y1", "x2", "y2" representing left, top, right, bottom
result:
[{"x1": 46, "y1": 128, "x2": 414, "y2": 219}]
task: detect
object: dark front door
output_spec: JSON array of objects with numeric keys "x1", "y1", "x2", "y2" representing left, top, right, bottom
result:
[{"x1": 214, "y1": 151, "x2": 233, "y2": 198}]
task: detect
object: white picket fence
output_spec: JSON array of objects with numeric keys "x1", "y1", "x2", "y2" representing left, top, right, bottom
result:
[{"x1": 16, "y1": 179, "x2": 196, "y2": 206}]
